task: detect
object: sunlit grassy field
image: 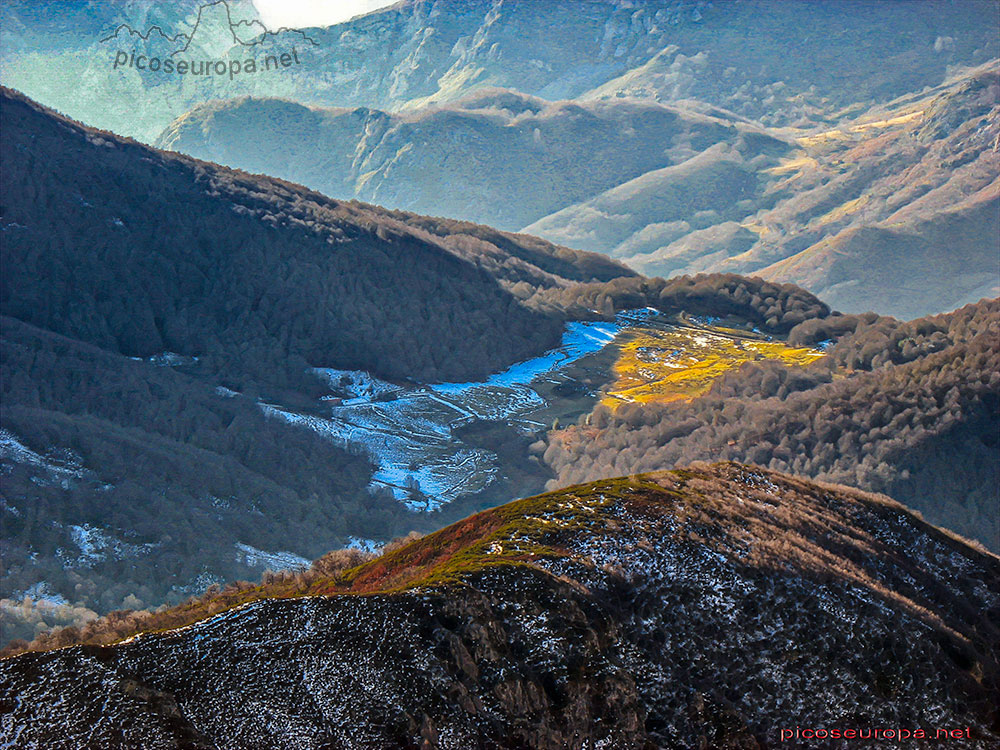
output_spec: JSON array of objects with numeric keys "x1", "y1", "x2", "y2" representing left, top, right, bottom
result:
[{"x1": 601, "y1": 322, "x2": 824, "y2": 407}]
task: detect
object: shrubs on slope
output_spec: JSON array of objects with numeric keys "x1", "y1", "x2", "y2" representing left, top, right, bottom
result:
[{"x1": 544, "y1": 299, "x2": 1000, "y2": 548}]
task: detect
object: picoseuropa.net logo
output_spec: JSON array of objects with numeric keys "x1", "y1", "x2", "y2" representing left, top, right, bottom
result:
[
  {"x1": 101, "y1": 0, "x2": 318, "y2": 78},
  {"x1": 111, "y1": 48, "x2": 304, "y2": 80},
  {"x1": 779, "y1": 726, "x2": 974, "y2": 742}
]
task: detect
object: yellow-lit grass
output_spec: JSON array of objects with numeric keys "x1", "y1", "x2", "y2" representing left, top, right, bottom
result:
[
  {"x1": 849, "y1": 110, "x2": 923, "y2": 132},
  {"x1": 600, "y1": 325, "x2": 824, "y2": 408},
  {"x1": 764, "y1": 153, "x2": 820, "y2": 175},
  {"x1": 814, "y1": 194, "x2": 870, "y2": 226}
]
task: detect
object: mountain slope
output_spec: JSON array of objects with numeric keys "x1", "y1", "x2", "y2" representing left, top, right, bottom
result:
[
  {"x1": 2, "y1": 0, "x2": 997, "y2": 142},
  {"x1": 750, "y1": 65, "x2": 1000, "y2": 317},
  {"x1": 534, "y1": 62, "x2": 1000, "y2": 318},
  {"x1": 3, "y1": 464, "x2": 998, "y2": 748},
  {"x1": 545, "y1": 298, "x2": 1000, "y2": 550},
  {"x1": 0, "y1": 314, "x2": 389, "y2": 636},
  {"x1": 760, "y1": 187, "x2": 999, "y2": 320},
  {"x1": 0, "y1": 86, "x2": 632, "y2": 385},
  {"x1": 155, "y1": 90, "x2": 789, "y2": 231}
]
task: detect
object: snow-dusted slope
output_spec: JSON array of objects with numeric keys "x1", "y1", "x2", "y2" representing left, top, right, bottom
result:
[{"x1": 3, "y1": 463, "x2": 998, "y2": 748}]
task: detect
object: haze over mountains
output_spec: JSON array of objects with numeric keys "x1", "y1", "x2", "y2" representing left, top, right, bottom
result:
[
  {"x1": 158, "y1": 62, "x2": 1000, "y2": 320},
  {"x1": 3, "y1": 0, "x2": 997, "y2": 139},
  {"x1": 157, "y1": 91, "x2": 786, "y2": 234}
]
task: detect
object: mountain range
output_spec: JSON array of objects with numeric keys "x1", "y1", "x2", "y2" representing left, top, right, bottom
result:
[
  {"x1": 1, "y1": 2, "x2": 998, "y2": 740},
  {"x1": 2, "y1": 0, "x2": 997, "y2": 320},
  {"x1": 3, "y1": 0, "x2": 997, "y2": 140},
  {"x1": 0, "y1": 85, "x2": 628, "y2": 641},
  {"x1": 156, "y1": 61, "x2": 1000, "y2": 320}
]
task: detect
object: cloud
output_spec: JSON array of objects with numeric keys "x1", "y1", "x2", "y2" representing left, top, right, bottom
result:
[{"x1": 252, "y1": 0, "x2": 396, "y2": 29}]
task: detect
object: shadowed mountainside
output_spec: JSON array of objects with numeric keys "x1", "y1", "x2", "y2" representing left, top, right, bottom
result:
[{"x1": 0, "y1": 86, "x2": 634, "y2": 386}]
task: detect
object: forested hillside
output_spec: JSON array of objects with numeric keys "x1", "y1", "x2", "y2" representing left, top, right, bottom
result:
[
  {"x1": 0, "y1": 86, "x2": 636, "y2": 643},
  {"x1": 544, "y1": 299, "x2": 1000, "y2": 549},
  {"x1": 0, "y1": 87, "x2": 633, "y2": 386},
  {"x1": 1, "y1": 317, "x2": 388, "y2": 629}
]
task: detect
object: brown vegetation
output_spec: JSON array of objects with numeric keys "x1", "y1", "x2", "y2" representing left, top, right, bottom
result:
[{"x1": 545, "y1": 299, "x2": 1000, "y2": 548}]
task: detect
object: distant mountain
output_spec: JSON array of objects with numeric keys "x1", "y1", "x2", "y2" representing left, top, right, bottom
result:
[
  {"x1": 544, "y1": 297, "x2": 1000, "y2": 550},
  {"x1": 155, "y1": 62, "x2": 1000, "y2": 320},
  {"x1": 750, "y1": 65, "x2": 1000, "y2": 318},
  {"x1": 2, "y1": 0, "x2": 997, "y2": 142},
  {"x1": 531, "y1": 62, "x2": 1000, "y2": 318},
  {"x1": 155, "y1": 90, "x2": 789, "y2": 231},
  {"x1": 4, "y1": 464, "x2": 998, "y2": 747}
]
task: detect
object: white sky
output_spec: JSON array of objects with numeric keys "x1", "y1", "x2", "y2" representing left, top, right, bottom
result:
[{"x1": 253, "y1": 0, "x2": 398, "y2": 29}]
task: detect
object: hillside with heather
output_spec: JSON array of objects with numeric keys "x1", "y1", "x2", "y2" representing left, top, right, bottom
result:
[{"x1": 3, "y1": 465, "x2": 998, "y2": 748}]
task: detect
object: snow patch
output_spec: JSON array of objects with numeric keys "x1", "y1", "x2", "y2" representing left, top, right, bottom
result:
[
  {"x1": 347, "y1": 537, "x2": 382, "y2": 553},
  {"x1": 234, "y1": 543, "x2": 310, "y2": 572},
  {"x1": 56, "y1": 525, "x2": 157, "y2": 569}
]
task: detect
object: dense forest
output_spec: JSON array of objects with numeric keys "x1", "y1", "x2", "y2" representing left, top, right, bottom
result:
[
  {"x1": 525, "y1": 273, "x2": 830, "y2": 332},
  {"x1": 545, "y1": 299, "x2": 1000, "y2": 549},
  {"x1": 0, "y1": 87, "x2": 634, "y2": 389}
]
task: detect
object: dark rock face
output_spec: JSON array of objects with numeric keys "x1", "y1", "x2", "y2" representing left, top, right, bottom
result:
[
  {"x1": 3, "y1": 577, "x2": 648, "y2": 749},
  {"x1": 3, "y1": 465, "x2": 998, "y2": 748}
]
